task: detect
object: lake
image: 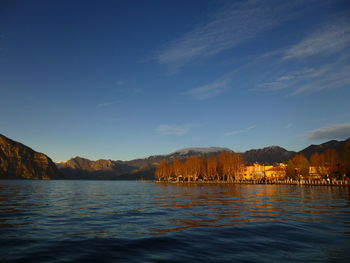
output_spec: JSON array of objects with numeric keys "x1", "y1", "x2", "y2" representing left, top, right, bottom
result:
[{"x1": 1, "y1": 181, "x2": 350, "y2": 262}]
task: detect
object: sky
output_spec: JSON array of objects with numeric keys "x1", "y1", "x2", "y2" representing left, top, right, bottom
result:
[{"x1": 1, "y1": 0, "x2": 350, "y2": 162}]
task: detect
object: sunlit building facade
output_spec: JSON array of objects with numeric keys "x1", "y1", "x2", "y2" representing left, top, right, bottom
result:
[{"x1": 240, "y1": 164, "x2": 286, "y2": 180}]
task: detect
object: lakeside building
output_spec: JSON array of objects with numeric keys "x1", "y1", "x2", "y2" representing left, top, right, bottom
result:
[
  {"x1": 239, "y1": 163, "x2": 286, "y2": 180},
  {"x1": 265, "y1": 165, "x2": 287, "y2": 179},
  {"x1": 309, "y1": 166, "x2": 328, "y2": 179}
]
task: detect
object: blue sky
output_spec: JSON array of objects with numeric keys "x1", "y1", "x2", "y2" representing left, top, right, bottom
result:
[{"x1": 1, "y1": 0, "x2": 350, "y2": 162}]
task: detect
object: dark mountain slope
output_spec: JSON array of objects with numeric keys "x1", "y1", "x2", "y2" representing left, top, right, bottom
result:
[
  {"x1": 299, "y1": 139, "x2": 350, "y2": 159},
  {"x1": 0, "y1": 134, "x2": 62, "y2": 179},
  {"x1": 243, "y1": 146, "x2": 296, "y2": 163},
  {"x1": 59, "y1": 147, "x2": 232, "y2": 180}
]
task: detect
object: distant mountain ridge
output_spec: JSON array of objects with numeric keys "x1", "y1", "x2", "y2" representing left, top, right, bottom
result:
[
  {"x1": 0, "y1": 134, "x2": 62, "y2": 179},
  {"x1": 1, "y1": 133, "x2": 349, "y2": 180},
  {"x1": 59, "y1": 147, "x2": 231, "y2": 180},
  {"x1": 243, "y1": 146, "x2": 296, "y2": 164},
  {"x1": 170, "y1": 147, "x2": 232, "y2": 156},
  {"x1": 60, "y1": 141, "x2": 345, "y2": 180},
  {"x1": 299, "y1": 139, "x2": 350, "y2": 159},
  {"x1": 58, "y1": 140, "x2": 349, "y2": 180}
]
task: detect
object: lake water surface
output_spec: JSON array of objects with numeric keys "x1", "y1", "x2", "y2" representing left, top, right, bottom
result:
[{"x1": 1, "y1": 181, "x2": 350, "y2": 262}]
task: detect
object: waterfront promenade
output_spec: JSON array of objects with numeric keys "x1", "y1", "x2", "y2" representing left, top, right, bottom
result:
[{"x1": 157, "y1": 179, "x2": 350, "y2": 186}]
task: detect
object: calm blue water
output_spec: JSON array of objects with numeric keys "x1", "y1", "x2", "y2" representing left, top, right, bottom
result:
[{"x1": 1, "y1": 181, "x2": 350, "y2": 262}]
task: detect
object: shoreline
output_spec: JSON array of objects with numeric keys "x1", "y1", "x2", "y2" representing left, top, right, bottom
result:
[{"x1": 156, "y1": 179, "x2": 350, "y2": 187}]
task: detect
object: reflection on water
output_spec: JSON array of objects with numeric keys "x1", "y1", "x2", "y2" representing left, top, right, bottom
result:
[
  {"x1": 153, "y1": 183, "x2": 350, "y2": 233},
  {"x1": 0, "y1": 181, "x2": 350, "y2": 262}
]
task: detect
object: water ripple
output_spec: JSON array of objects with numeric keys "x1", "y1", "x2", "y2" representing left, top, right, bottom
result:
[{"x1": 0, "y1": 181, "x2": 349, "y2": 262}]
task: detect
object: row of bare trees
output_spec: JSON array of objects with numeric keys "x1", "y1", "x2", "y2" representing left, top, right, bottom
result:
[
  {"x1": 287, "y1": 142, "x2": 350, "y2": 179},
  {"x1": 155, "y1": 152, "x2": 244, "y2": 182},
  {"x1": 156, "y1": 142, "x2": 350, "y2": 182}
]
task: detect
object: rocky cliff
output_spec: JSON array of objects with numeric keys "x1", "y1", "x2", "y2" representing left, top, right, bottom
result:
[{"x1": 0, "y1": 134, "x2": 62, "y2": 179}]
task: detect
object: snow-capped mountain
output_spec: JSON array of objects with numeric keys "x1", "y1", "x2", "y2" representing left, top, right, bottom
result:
[{"x1": 170, "y1": 147, "x2": 232, "y2": 156}]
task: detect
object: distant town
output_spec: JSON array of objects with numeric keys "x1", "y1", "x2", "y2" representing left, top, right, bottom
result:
[{"x1": 156, "y1": 143, "x2": 350, "y2": 185}]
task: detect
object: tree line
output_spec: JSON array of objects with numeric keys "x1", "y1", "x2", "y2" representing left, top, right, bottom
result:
[
  {"x1": 155, "y1": 141, "x2": 350, "y2": 182},
  {"x1": 155, "y1": 152, "x2": 244, "y2": 182},
  {"x1": 287, "y1": 141, "x2": 350, "y2": 180}
]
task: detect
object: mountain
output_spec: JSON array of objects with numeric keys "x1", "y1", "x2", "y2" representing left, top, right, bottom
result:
[
  {"x1": 299, "y1": 138, "x2": 350, "y2": 159},
  {"x1": 59, "y1": 141, "x2": 350, "y2": 180},
  {"x1": 169, "y1": 147, "x2": 232, "y2": 156},
  {"x1": 243, "y1": 139, "x2": 350, "y2": 163},
  {"x1": 59, "y1": 157, "x2": 138, "y2": 179},
  {"x1": 62, "y1": 157, "x2": 116, "y2": 171},
  {"x1": 243, "y1": 146, "x2": 296, "y2": 164},
  {"x1": 2, "y1": 132, "x2": 348, "y2": 180},
  {"x1": 0, "y1": 134, "x2": 62, "y2": 179},
  {"x1": 59, "y1": 147, "x2": 231, "y2": 180}
]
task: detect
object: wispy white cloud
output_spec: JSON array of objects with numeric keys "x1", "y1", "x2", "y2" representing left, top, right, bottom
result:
[
  {"x1": 308, "y1": 123, "x2": 350, "y2": 140},
  {"x1": 156, "y1": 124, "x2": 190, "y2": 136},
  {"x1": 225, "y1": 130, "x2": 242, "y2": 136},
  {"x1": 284, "y1": 15, "x2": 350, "y2": 60},
  {"x1": 115, "y1": 80, "x2": 126, "y2": 86},
  {"x1": 97, "y1": 102, "x2": 112, "y2": 108},
  {"x1": 133, "y1": 88, "x2": 142, "y2": 93},
  {"x1": 258, "y1": 58, "x2": 350, "y2": 95},
  {"x1": 259, "y1": 67, "x2": 326, "y2": 91},
  {"x1": 285, "y1": 123, "x2": 293, "y2": 129},
  {"x1": 183, "y1": 78, "x2": 229, "y2": 100},
  {"x1": 291, "y1": 63, "x2": 350, "y2": 95},
  {"x1": 115, "y1": 80, "x2": 143, "y2": 93},
  {"x1": 183, "y1": 70, "x2": 240, "y2": 99},
  {"x1": 97, "y1": 100, "x2": 120, "y2": 108},
  {"x1": 225, "y1": 125, "x2": 256, "y2": 136},
  {"x1": 156, "y1": 0, "x2": 308, "y2": 70},
  {"x1": 116, "y1": 87, "x2": 143, "y2": 94},
  {"x1": 252, "y1": 11, "x2": 350, "y2": 96},
  {"x1": 102, "y1": 116, "x2": 123, "y2": 123}
]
